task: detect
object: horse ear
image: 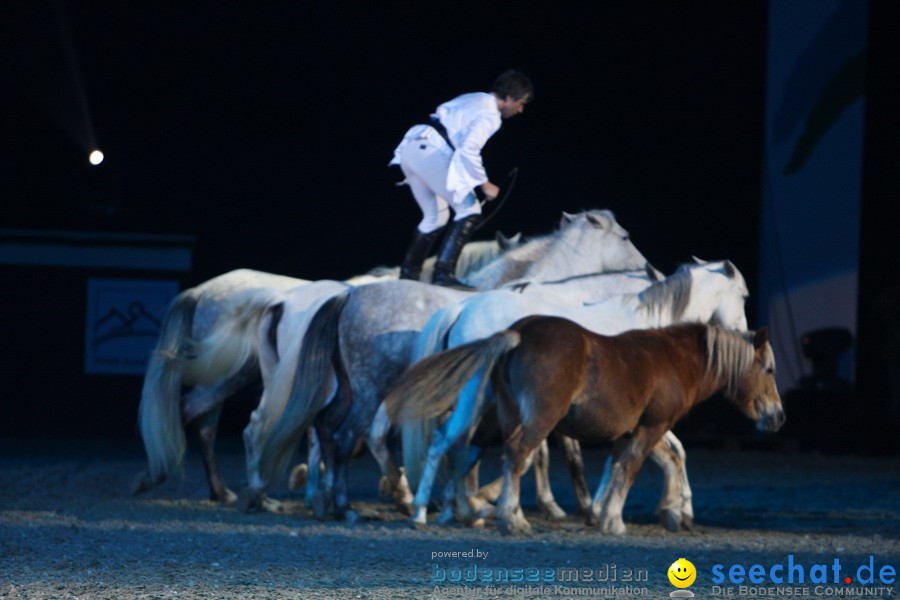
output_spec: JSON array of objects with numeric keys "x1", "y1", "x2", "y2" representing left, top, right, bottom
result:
[
  {"x1": 561, "y1": 211, "x2": 576, "y2": 225},
  {"x1": 691, "y1": 256, "x2": 708, "y2": 265},
  {"x1": 495, "y1": 231, "x2": 522, "y2": 250},
  {"x1": 586, "y1": 212, "x2": 611, "y2": 229},
  {"x1": 646, "y1": 263, "x2": 665, "y2": 281},
  {"x1": 753, "y1": 326, "x2": 769, "y2": 349},
  {"x1": 724, "y1": 260, "x2": 737, "y2": 279}
]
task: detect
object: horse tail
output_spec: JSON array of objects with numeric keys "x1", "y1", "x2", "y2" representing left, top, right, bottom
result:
[
  {"x1": 137, "y1": 288, "x2": 200, "y2": 485},
  {"x1": 252, "y1": 289, "x2": 351, "y2": 489},
  {"x1": 178, "y1": 291, "x2": 281, "y2": 386},
  {"x1": 385, "y1": 329, "x2": 521, "y2": 490},
  {"x1": 400, "y1": 304, "x2": 464, "y2": 489}
]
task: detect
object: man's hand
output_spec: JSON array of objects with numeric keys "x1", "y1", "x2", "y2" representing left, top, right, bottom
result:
[{"x1": 480, "y1": 181, "x2": 500, "y2": 201}]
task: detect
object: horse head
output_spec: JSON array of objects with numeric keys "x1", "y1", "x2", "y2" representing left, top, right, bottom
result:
[
  {"x1": 549, "y1": 209, "x2": 648, "y2": 275},
  {"x1": 734, "y1": 328, "x2": 785, "y2": 432},
  {"x1": 685, "y1": 259, "x2": 749, "y2": 331}
]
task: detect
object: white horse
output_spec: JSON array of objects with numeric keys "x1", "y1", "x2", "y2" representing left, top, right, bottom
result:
[
  {"x1": 133, "y1": 234, "x2": 517, "y2": 503},
  {"x1": 388, "y1": 259, "x2": 749, "y2": 530},
  {"x1": 238, "y1": 210, "x2": 651, "y2": 518}
]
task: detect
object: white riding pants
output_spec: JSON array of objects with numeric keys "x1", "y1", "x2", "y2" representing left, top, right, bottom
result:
[{"x1": 397, "y1": 126, "x2": 481, "y2": 234}]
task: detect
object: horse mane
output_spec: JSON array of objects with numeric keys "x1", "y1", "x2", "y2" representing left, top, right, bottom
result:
[
  {"x1": 361, "y1": 264, "x2": 397, "y2": 278},
  {"x1": 462, "y1": 236, "x2": 552, "y2": 288},
  {"x1": 465, "y1": 209, "x2": 628, "y2": 288},
  {"x1": 349, "y1": 238, "x2": 518, "y2": 286},
  {"x1": 637, "y1": 264, "x2": 694, "y2": 322},
  {"x1": 455, "y1": 239, "x2": 512, "y2": 278},
  {"x1": 476, "y1": 209, "x2": 615, "y2": 267},
  {"x1": 703, "y1": 325, "x2": 755, "y2": 399}
]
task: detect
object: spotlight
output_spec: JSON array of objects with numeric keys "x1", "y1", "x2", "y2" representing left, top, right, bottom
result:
[{"x1": 89, "y1": 149, "x2": 104, "y2": 165}]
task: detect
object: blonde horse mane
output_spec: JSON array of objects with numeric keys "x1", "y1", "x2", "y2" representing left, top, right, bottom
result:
[{"x1": 704, "y1": 325, "x2": 755, "y2": 399}]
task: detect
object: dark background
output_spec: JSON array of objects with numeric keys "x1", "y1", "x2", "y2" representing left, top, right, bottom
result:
[{"x1": 1, "y1": 2, "x2": 897, "y2": 450}]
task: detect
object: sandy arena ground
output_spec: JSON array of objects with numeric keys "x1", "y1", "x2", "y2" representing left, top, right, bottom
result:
[{"x1": 0, "y1": 436, "x2": 897, "y2": 599}]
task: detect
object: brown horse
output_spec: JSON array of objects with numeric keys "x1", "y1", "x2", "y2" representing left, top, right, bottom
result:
[{"x1": 386, "y1": 317, "x2": 784, "y2": 535}]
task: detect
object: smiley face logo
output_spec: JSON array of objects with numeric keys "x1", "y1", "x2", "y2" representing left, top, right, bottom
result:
[{"x1": 668, "y1": 558, "x2": 696, "y2": 588}]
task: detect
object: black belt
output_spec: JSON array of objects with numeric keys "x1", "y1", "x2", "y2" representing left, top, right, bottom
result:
[
  {"x1": 428, "y1": 117, "x2": 455, "y2": 150},
  {"x1": 426, "y1": 117, "x2": 487, "y2": 202}
]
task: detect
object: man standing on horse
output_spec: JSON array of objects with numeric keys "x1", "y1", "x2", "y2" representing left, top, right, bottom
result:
[{"x1": 390, "y1": 69, "x2": 533, "y2": 289}]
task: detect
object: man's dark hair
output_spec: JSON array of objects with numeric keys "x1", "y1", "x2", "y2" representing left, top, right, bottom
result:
[{"x1": 491, "y1": 69, "x2": 533, "y2": 102}]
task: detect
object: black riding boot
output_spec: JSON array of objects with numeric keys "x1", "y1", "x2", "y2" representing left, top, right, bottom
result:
[
  {"x1": 432, "y1": 214, "x2": 481, "y2": 290},
  {"x1": 399, "y1": 228, "x2": 442, "y2": 281}
]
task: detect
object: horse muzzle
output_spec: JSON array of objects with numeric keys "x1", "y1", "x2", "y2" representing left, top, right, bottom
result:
[{"x1": 756, "y1": 406, "x2": 786, "y2": 432}]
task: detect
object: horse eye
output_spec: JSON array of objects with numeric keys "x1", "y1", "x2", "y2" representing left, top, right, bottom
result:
[{"x1": 766, "y1": 367, "x2": 774, "y2": 375}]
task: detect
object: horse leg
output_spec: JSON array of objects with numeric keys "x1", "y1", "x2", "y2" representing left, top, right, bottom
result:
[
  {"x1": 312, "y1": 425, "x2": 337, "y2": 519},
  {"x1": 287, "y1": 428, "x2": 323, "y2": 510},
  {"x1": 664, "y1": 430, "x2": 694, "y2": 529},
  {"x1": 181, "y1": 360, "x2": 257, "y2": 425},
  {"x1": 448, "y1": 445, "x2": 493, "y2": 526},
  {"x1": 331, "y1": 445, "x2": 356, "y2": 522},
  {"x1": 534, "y1": 439, "x2": 566, "y2": 519},
  {"x1": 462, "y1": 456, "x2": 494, "y2": 524},
  {"x1": 494, "y1": 435, "x2": 537, "y2": 535},
  {"x1": 192, "y1": 406, "x2": 237, "y2": 505},
  {"x1": 366, "y1": 403, "x2": 413, "y2": 515},
  {"x1": 181, "y1": 362, "x2": 258, "y2": 503},
  {"x1": 463, "y1": 445, "x2": 497, "y2": 520},
  {"x1": 436, "y1": 473, "x2": 455, "y2": 523},
  {"x1": 555, "y1": 432, "x2": 592, "y2": 516},
  {"x1": 476, "y1": 448, "x2": 534, "y2": 503},
  {"x1": 409, "y1": 427, "x2": 460, "y2": 526},
  {"x1": 476, "y1": 476, "x2": 502, "y2": 502},
  {"x1": 647, "y1": 435, "x2": 686, "y2": 532},
  {"x1": 408, "y1": 373, "x2": 485, "y2": 527},
  {"x1": 494, "y1": 399, "x2": 562, "y2": 535},
  {"x1": 590, "y1": 426, "x2": 665, "y2": 535},
  {"x1": 441, "y1": 444, "x2": 472, "y2": 526}
]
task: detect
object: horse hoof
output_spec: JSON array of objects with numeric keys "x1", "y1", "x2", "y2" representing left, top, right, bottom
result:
[
  {"x1": 407, "y1": 516, "x2": 428, "y2": 529},
  {"x1": 130, "y1": 471, "x2": 155, "y2": 495},
  {"x1": 681, "y1": 516, "x2": 695, "y2": 531},
  {"x1": 396, "y1": 501, "x2": 414, "y2": 517},
  {"x1": 660, "y1": 509, "x2": 681, "y2": 533},
  {"x1": 497, "y1": 517, "x2": 531, "y2": 536},
  {"x1": 237, "y1": 487, "x2": 263, "y2": 513},
  {"x1": 539, "y1": 502, "x2": 567, "y2": 520},
  {"x1": 599, "y1": 518, "x2": 627, "y2": 536},
  {"x1": 288, "y1": 464, "x2": 308, "y2": 491},
  {"x1": 213, "y1": 488, "x2": 238, "y2": 506},
  {"x1": 261, "y1": 495, "x2": 285, "y2": 514},
  {"x1": 393, "y1": 485, "x2": 414, "y2": 511},
  {"x1": 470, "y1": 518, "x2": 486, "y2": 529}
]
